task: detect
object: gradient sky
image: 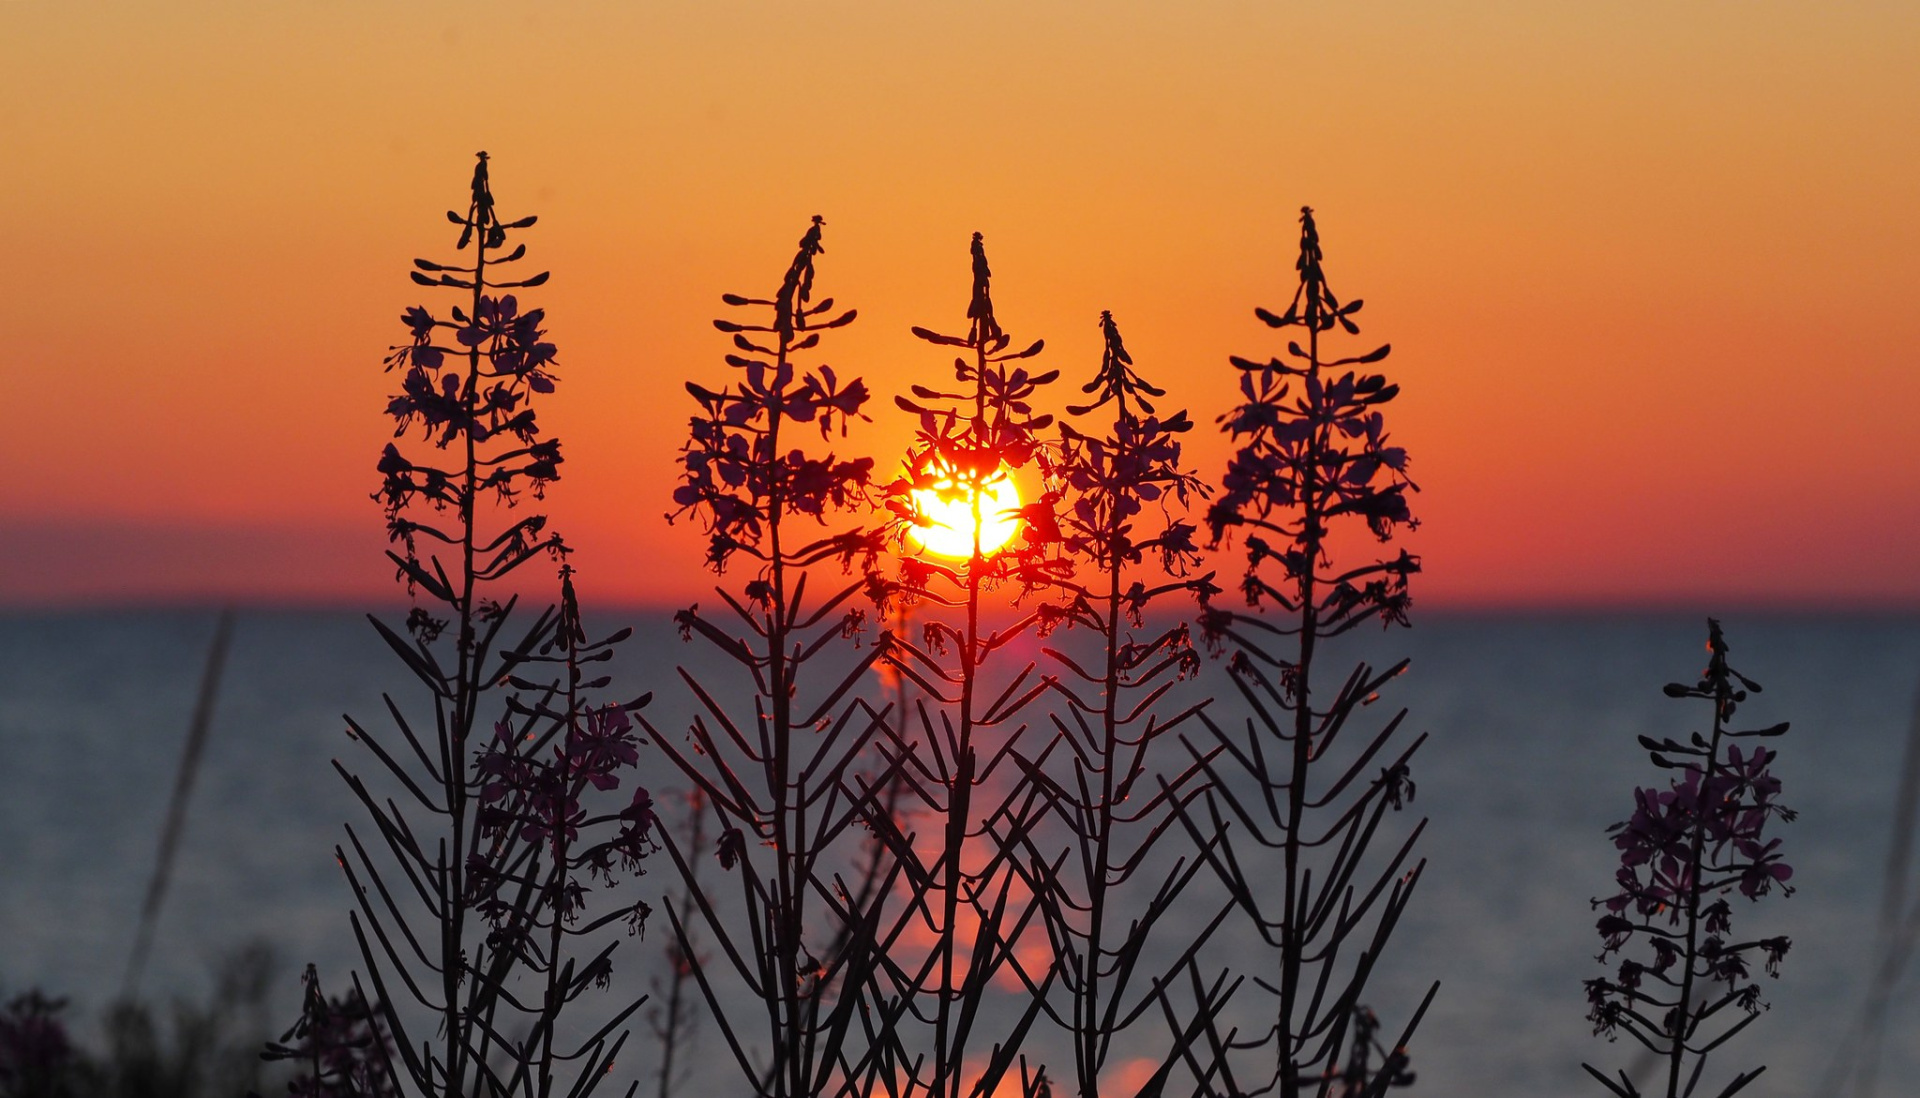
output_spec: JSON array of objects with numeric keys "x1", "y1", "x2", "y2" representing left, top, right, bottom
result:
[{"x1": 2, "y1": 1, "x2": 1915, "y2": 608}]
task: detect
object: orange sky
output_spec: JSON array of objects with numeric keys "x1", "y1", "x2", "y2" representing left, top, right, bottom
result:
[{"x1": 2, "y1": 2, "x2": 1916, "y2": 608}]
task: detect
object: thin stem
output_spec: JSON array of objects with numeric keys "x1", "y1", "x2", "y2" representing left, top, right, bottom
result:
[
  {"x1": 1278, "y1": 287, "x2": 1327, "y2": 1098},
  {"x1": 440, "y1": 210, "x2": 489, "y2": 1097},
  {"x1": 935, "y1": 332, "x2": 992, "y2": 1098},
  {"x1": 1667, "y1": 693, "x2": 1729, "y2": 1098},
  {"x1": 766, "y1": 323, "x2": 808, "y2": 1098},
  {"x1": 539, "y1": 628, "x2": 580, "y2": 1098}
]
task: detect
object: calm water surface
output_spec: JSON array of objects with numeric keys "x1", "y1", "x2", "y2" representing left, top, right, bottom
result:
[{"x1": 3, "y1": 609, "x2": 1917, "y2": 1095}]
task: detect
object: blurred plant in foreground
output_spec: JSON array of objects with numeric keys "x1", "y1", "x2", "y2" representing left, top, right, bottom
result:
[
  {"x1": 1, "y1": 992, "x2": 79, "y2": 1098},
  {"x1": 2, "y1": 946, "x2": 279, "y2": 1098}
]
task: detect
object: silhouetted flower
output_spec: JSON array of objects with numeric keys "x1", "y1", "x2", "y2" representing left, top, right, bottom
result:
[
  {"x1": 1178, "y1": 207, "x2": 1439, "y2": 1098},
  {"x1": 1585, "y1": 620, "x2": 1794, "y2": 1086},
  {"x1": 1207, "y1": 208, "x2": 1417, "y2": 635},
  {"x1": 261, "y1": 966, "x2": 397, "y2": 1098},
  {"x1": 716, "y1": 827, "x2": 746, "y2": 870},
  {"x1": 884, "y1": 231, "x2": 1068, "y2": 610},
  {"x1": 670, "y1": 216, "x2": 873, "y2": 580},
  {"x1": 344, "y1": 154, "x2": 652, "y2": 1098}
]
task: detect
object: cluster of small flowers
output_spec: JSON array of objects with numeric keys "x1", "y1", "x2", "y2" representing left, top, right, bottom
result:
[
  {"x1": 1051, "y1": 311, "x2": 1209, "y2": 592},
  {"x1": 1201, "y1": 207, "x2": 1419, "y2": 651},
  {"x1": 260, "y1": 965, "x2": 397, "y2": 1098},
  {"x1": 370, "y1": 154, "x2": 564, "y2": 585},
  {"x1": 670, "y1": 216, "x2": 877, "y2": 577},
  {"x1": 886, "y1": 232, "x2": 1069, "y2": 602},
  {"x1": 378, "y1": 294, "x2": 563, "y2": 518},
  {"x1": 475, "y1": 707, "x2": 651, "y2": 845},
  {"x1": 674, "y1": 363, "x2": 874, "y2": 569},
  {"x1": 1601, "y1": 743, "x2": 1794, "y2": 920},
  {"x1": 1036, "y1": 309, "x2": 1216, "y2": 689},
  {"x1": 467, "y1": 703, "x2": 658, "y2": 942}
]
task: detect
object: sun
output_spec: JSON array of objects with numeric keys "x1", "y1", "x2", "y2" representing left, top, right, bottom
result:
[{"x1": 908, "y1": 469, "x2": 1023, "y2": 559}]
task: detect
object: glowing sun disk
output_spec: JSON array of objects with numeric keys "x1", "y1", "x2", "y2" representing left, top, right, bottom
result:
[{"x1": 909, "y1": 471, "x2": 1022, "y2": 558}]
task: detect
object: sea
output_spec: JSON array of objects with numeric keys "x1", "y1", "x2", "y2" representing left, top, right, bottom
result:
[{"x1": 4, "y1": 608, "x2": 1918, "y2": 1097}]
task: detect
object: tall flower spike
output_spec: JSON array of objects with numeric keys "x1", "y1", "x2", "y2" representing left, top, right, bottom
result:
[
  {"x1": 342, "y1": 153, "x2": 650, "y2": 1098},
  {"x1": 967, "y1": 230, "x2": 1002, "y2": 344},
  {"x1": 861, "y1": 232, "x2": 1074, "y2": 1098},
  {"x1": 1009, "y1": 308, "x2": 1219, "y2": 1098},
  {"x1": 651, "y1": 217, "x2": 901, "y2": 1098},
  {"x1": 1583, "y1": 620, "x2": 1794, "y2": 1098},
  {"x1": 775, "y1": 214, "x2": 825, "y2": 337},
  {"x1": 889, "y1": 232, "x2": 1064, "y2": 593},
  {"x1": 670, "y1": 217, "x2": 874, "y2": 575},
  {"x1": 1187, "y1": 206, "x2": 1436, "y2": 1098},
  {"x1": 1068, "y1": 309, "x2": 1161, "y2": 415}
]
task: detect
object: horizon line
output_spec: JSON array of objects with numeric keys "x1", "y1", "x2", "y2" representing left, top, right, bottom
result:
[{"x1": 4, "y1": 594, "x2": 1917, "y2": 619}]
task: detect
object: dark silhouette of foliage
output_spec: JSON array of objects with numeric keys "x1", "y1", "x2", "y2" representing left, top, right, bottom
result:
[
  {"x1": 4, "y1": 951, "x2": 284, "y2": 1098},
  {"x1": 1006, "y1": 311, "x2": 1227, "y2": 1098},
  {"x1": 670, "y1": 216, "x2": 874, "y2": 575},
  {"x1": 260, "y1": 965, "x2": 396, "y2": 1098},
  {"x1": 1268, "y1": 1006, "x2": 1419, "y2": 1098},
  {"x1": 859, "y1": 232, "x2": 1070, "y2": 1098},
  {"x1": 651, "y1": 215, "x2": 895, "y2": 1098},
  {"x1": 886, "y1": 233, "x2": 1066, "y2": 601},
  {"x1": 98, "y1": 948, "x2": 279, "y2": 1098},
  {"x1": 1, "y1": 991, "x2": 79, "y2": 1098},
  {"x1": 1583, "y1": 620, "x2": 1794, "y2": 1098},
  {"x1": 1187, "y1": 206, "x2": 1434, "y2": 1098},
  {"x1": 341, "y1": 152, "x2": 652, "y2": 1098}
]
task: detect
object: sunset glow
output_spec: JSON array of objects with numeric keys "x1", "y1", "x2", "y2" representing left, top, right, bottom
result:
[
  {"x1": 908, "y1": 471, "x2": 1023, "y2": 559},
  {"x1": 0, "y1": 3, "x2": 1914, "y2": 608}
]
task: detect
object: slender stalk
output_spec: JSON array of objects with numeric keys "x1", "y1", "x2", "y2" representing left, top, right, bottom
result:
[
  {"x1": 657, "y1": 216, "x2": 880, "y2": 1098},
  {"x1": 1585, "y1": 621, "x2": 1796, "y2": 1098},
  {"x1": 444, "y1": 183, "x2": 487, "y2": 1098},
  {"x1": 1666, "y1": 698, "x2": 1728, "y2": 1098},
  {"x1": 125, "y1": 608, "x2": 234, "y2": 997},
  {"x1": 1280, "y1": 310, "x2": 1323, "y2": 1098},
  {"x1": 1199, "y1": 206, "x2": 1428, "y2": 1097},
  {"x1": 349, "y1": 152, "x2": 649, "y2": 1098},
  {"x1": 536, "y1": 625, "x2": 581, "y2": 1098}
]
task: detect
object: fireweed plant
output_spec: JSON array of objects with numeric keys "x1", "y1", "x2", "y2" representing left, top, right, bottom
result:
[
  {"x1": 341, "y1": 152, "x2": 656, "y2": 1098},
  {"x1": 1191, "y1": 207, "x2": 1435, "y2": 1098},
  {"x1": 862, "y1": 233, "x2": 1072, "y2": 1098},
  {"x1": 1007, "y1": 311, "x2": 1227, "y2": 1098},
  {"x1": 259, "y1": 964, "x2": 398, "y2": 1098},
  {"x1": 1583, "y1": 620, "x2": 1794, "y2": 1098},
  {"x1": 654, "y1": 217, "x2": 898, "y2": 1098}
]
